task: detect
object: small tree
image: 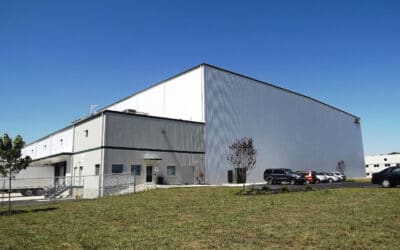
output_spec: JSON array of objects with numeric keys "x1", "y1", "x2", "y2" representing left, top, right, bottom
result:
[
  {"x1": 0, "y1": 134, "x2": 32, "y2": 214},
  {"x1": 227, "y1": 137, "x2": 257, "y2": 189},
  {"x1": 336, "y1": 160, "x2": 346, "y2": 175}
]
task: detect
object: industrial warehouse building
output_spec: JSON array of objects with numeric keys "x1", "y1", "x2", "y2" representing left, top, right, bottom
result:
[
  {"x1": 22, "y1": 63, "x2": 365, "y2": 197},
  {"x1": 365, "y1": 154, "x2": 400, "y2": 178}
]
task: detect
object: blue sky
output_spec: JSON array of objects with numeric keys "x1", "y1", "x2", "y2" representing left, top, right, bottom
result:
[{"x1": 0, "y1": 0, "x2": 399, "y2": 155}]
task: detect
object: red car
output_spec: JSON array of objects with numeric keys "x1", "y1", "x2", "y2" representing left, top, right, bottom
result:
[{"x1": 295, "y1": 170, "x2": 319, "y2": 184}]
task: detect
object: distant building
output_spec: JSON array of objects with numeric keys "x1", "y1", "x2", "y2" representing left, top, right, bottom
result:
[
  {"x1": 21, "y1": 63, "x2": 365, "y2": 198},
  {"x1": 365, "y1": 154, "x2": 400, "y2": 178}
]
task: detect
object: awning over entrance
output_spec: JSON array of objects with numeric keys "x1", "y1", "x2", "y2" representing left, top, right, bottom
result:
[{"x1": 31, "y1": 153, "x2": 72, "y2": 166}]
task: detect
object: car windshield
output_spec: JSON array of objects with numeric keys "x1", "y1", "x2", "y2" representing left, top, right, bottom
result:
[
  {"x1": 285, "y1": 169, "x2": 294, "y2": 174},
  {"x1": 326, "y1": 173, "x2": 333, "y2": 176},
  {"x1": 380, "y1": 168, "x2": 393, "y2": 174}
]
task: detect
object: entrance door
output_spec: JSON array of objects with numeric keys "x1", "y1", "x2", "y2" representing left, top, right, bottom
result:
[
  {"x1": 54, "y1": 161, "x2": 66, "y2": 187},
  {"x1": 146, "y1": 166, "x2": 153, "y2": 182}
]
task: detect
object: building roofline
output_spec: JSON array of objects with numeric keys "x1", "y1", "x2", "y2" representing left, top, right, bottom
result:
[
  {"x1": 26, "y1": 109, "x2": 205, "y2": 147},
  {"x1": 201, "y1": 63, "x2": 360, "y2": 119},
  {"x1": 25, "y1": 125, "x2": 74, "y2": 147},
  {"x1": 26, "y1": 62, "x2": 359, "y2": 146},
  {"x1": 104, "y1": 110, "x2": 205, "y2": 125}
]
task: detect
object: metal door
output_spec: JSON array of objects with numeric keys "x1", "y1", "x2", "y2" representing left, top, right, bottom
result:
[{"x1": 146, "y1": 166, "x2": 153, "y2": 182}]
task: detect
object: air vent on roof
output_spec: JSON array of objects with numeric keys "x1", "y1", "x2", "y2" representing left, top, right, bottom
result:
[{"x1": 123, "y1": 109, "x2": 137, "y2": 113}]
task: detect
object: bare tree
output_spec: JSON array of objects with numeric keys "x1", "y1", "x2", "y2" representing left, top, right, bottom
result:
[
  {"x1": 336, "y1": 160, "x2": 346, "y2": 175},
  {"x1": 227, "y1": 137, "x2": 257, "y2": 189}
]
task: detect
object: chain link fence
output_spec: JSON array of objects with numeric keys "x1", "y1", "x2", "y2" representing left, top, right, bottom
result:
[{"x1": 0, "y1": 173, "x2": 142, "y2": 211}]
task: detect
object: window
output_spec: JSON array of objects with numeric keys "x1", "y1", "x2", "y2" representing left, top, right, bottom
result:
[
  {"x1": 43, "y1": 145, "x2": 47, "y2": 150},
  {"x1": 384, "y1": 158, "x2": 387, "y2": 161},
  {"x1": 84, "y1": 130, "x2": 89, "y2": 137},
  {"x1": 392, "y1": 168, "x2": 400, "y2": 174},
  {"x1": 131, "y1": 165, "x2": 141, "y2": 176},
  {"x1": 385, "y1": 164, "x2": 390, "y2": 167},
  {"x1": 60, "y1": 139, "x2": 63, "y2": 145},
  {"x1": 112, "y1": 164, "x2": 123, "y2": 174},
  {"x1": 167, "y1": 166, "x2": 176, "y2": 176},
  {"x1": 95, "y1": 164, "x2": 100, "y2": 175},
  {"x1": 374, "y1": 164, "x2": 379, "y2": 168},
  {"x1": 366, "y1": 173, "x2": 370, "y2": 176},
  {"x1": 273, "y1": 169, "x2": 285, "y2": 174}
]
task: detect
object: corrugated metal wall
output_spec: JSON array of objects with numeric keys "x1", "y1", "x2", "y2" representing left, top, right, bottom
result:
[
  {"x1": 103, "y1": 112, "x2": 205, "y2": 185},
  {"x1": 105, "y1": 112, "x2": 204, "y2": 152},
  {"x1": 204, "y1": 66, "x2": 365, "y2": 184}
]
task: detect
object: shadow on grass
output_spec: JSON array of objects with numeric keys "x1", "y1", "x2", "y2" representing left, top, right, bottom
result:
[
  {"x1": 236, "y1": 185, "x2": 313, "y2": 195},
  {"x1": 0, "y1": 207, "x2": 58, "y2": 216}
]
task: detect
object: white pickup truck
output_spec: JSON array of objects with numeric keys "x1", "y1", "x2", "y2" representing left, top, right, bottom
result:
[{"x1": 0, "y1": 166, "x2": 54, "y2": 196}]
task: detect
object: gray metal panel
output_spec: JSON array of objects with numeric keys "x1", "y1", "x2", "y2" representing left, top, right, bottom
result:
[
  {"x1": 105, "y1": 112, "x2": 204, "y2": 152},
  {"x1": 103, "y1": 148, "x2": 205, "y2": 185},
  {"x1": 204, "y1": 66, "x2": 365, "y2": 184}
]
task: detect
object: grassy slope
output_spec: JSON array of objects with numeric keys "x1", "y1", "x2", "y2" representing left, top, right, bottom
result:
[{"x1": 0, "y1": 187, "x2": 399, "y2": 249}]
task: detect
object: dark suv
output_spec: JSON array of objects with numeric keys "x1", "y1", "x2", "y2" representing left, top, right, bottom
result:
[
  {"x1": 264, "y1": 168, "x2": 305, "y2": 185},
  {"x1": 372, "y1": 167, "x2": 400, "y2": 188}
]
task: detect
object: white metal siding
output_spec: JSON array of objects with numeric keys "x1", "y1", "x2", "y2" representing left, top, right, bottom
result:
[
  {"x1": 74, "y1": 116, "x2": 103, "y2": 152},
  {"x1": 204, "y1": 66, "x2": 365, "y2": 184},
  {"x1": 365, "y1": 154, "x2": 400, "y2": 177},
  {"x1": 22, "y1": 128, "x2": 73, "y2": 160},
  {"x1": 107, "y1": 67, "x2": 204, "y2": 122}
]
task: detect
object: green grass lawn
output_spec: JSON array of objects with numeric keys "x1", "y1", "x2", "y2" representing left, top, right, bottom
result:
[{"x1": 0, "y1": 187, "x2": 399, "y2": 249}]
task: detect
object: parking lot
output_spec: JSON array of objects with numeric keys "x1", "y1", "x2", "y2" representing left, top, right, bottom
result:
[{"x1": 255, "y1": 181, "x2": 377, "y2": 191}]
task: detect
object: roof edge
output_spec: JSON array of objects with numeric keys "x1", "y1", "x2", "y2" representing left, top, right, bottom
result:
[{"x1": 202, "y1": 63, "x2": 360, "y2": 119}]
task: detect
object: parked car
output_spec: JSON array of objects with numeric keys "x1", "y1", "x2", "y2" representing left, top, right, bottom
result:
[
  {"x1": 322, "y1": 171, "x2": 340, "y2": 183},
  {"x1": 264, "y1": 168, "x2": 305, "y2": 185},
  {"x1": 316, "y1": 172, "x2": 329, "y2": 183},
  {"x1": 332, "y1": 172, "x2": 346, "y2": 181},
  {"x1": 372, "y1": 167, "x2": 400, "y2": 188},
  {"x1": 295, "y1": 170, "x2": 319, "y2": 184}
]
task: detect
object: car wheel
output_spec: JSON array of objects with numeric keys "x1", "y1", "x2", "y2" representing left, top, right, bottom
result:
[
  {"x1": 328, "y1": 178, "x2": 333, "y2": 183},
  {"x1": 382, "y1": 179, "x2": 391, "y2": 188},
  {"x1": 290, "y1": 179, "x2": 295, "y2": 185},
  {"x1": 315, "y1": 179, "x2": 320, "y2": 184},
  {"x1": 23, "y1": 189, "x2": 33, "y2": 196},
  {"x1": 34, "y1": 189, "x2": 44, "y2": 196},
  {"x1": 305, "y1": 180, "x2": 310, "y2": 184}
]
